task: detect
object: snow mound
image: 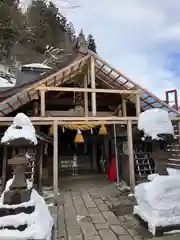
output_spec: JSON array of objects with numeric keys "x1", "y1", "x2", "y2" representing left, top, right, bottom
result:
[
  {"x1": 134, "y1": 175, "x2": 180, "y2": 235},
  {"x1": 167, "y1": 168, "x2": 180, "y2": 176},
  {"x1": 1, "y1": 113, "x2": 37, "y2": 145},
  {"x1": 138, "y1": 108, "x2": 174, "y2": 140},
  {"x1": 147, "y1": 173, "x2": 159, "y2": 181},
  {"x1": 0, "y1": 179, "x2": 53, "y2": 240},
  {"x1": 23, "y1": 63, "x2": 52, "y2": 69}
]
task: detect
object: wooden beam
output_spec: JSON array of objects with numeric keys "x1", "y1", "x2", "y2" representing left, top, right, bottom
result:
[
  {"x1": 84, "y1": 74, "x2": 88, "y2": 117},
  {"x1": 136, "y1": 94, "x2": 141, "y2": 116},
  {"x1": 0, "y1": 116, "x2": 137, "y2": 121},
  {"x1": 127, "y1": 120, "x2": 135, "y2": 192},
  {"x1": 53, "y1": 120, "x2": 59, "y2": 197},
  {"x1": 122, "y1": 96, "x2": 127, "y2": 117},
  {"x1": 91, "y1": 56, "x2": 96, "y2": 116},
  {"x1": 36, "y1": 86, "x2": 141, "y2": 94},
  {"x1": 0, "y1": 116, "x2": 179, "y2": 127},
  {"x1": 40, "y1": 90, "x2": 45, "y2": 117}
]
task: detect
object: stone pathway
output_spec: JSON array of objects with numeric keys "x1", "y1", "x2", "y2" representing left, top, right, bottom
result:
[{"x1": 48, "y1": 175, "x2": 180, "y2": 240}]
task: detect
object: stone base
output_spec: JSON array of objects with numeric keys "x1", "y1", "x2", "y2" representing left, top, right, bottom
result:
[
  {"x1": 0, "y1": 206, "x2": 35, "y2": 217},
  {"x1": 3, "y1": 189, "x2": 32, "y2": 205},
  {"x1": 0, "y1": 224, "x2": 28, "y2": 232}
]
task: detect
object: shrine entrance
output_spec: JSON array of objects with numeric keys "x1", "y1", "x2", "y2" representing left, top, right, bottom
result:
[{"x1": 57, "y1": 126, "x2": 110, "y2": 176}]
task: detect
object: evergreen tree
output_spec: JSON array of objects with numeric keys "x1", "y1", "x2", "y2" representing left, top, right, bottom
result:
[
  {"x1": 0, "y1": 0, "x2": 23, "y2": 66},
  {"x1": 87, "y1": 34, "x2": 97, "y2": 53},
  {"x1": 26, "y1": 0, "x2": 65, "y2": 54},
  {"x1": 66, "y1": 21, "x2": 76, "y2": 41}
]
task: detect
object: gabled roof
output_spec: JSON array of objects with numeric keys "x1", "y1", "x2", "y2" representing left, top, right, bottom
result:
[
  {"x1": 0, "y1": 51, "x2": 179, "y2": 117},
  {"x1": 90, "y1": 51, "x2": 179, "y2": 117}
]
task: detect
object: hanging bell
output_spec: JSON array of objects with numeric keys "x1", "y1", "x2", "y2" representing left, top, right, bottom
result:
[
  {"x1": 49, "y1": 125, "x2": 53, "y2": 136},
  {"x1": 99, "y1": 123, "x2": 107, "y2": 136},
  {"x1": 74, "y1": 129, "x2": 84, "y2": 143}
]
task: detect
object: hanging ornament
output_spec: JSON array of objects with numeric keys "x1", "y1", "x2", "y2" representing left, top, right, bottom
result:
[
  {"x1": 74, "y1": 129, "x2": 84, "y2": 143},
  {"x1": 99, "y1": 123, "x2": 107, "y2": 136},
  {"x1": 91, "y1": 128, "x2": 93, "y2": 134},
  {"x1": 49, "y1": 125, "x2": 53, "y2": 136},
  {"x1": 62, "y1": 126, "x2": 65, "y2": 133}
]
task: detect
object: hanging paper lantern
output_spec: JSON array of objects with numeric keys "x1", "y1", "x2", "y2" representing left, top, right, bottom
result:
[
  {"x1": 99, "y1": 123, "x2": 107, "y2": 136},
  {"x1": 74, "y1": 129, "x2": 84, "y2": 143},
  {"x1": 49, "y1": 125, "x2": 53, "y2": 136}
]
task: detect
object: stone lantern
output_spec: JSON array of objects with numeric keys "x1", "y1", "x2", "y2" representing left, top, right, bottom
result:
[
  {"x1": 1, "y1": 113, "x2": 37, "y2": 205},
  {"x1": 138, "y1": 109, "x2": 175, "y2": 175}
]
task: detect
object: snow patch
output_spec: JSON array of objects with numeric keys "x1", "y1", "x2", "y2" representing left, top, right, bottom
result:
[
  {"x1": 23, "y1": 63, "x2": 52, "y2": 69},
  {"x1": 0, "y1": 76, "x2": 16, "y2": 87},
  {"x1": 1, "y1": 113, "x2": 37, "y2": 145},
  {"x1": 138, "y1": 108, "x2": 174, "y2": 140},
  {"x1": 147, "y1": 173, "x2": 159, "y2": 181},
  {"x1": 167, "y1": 168, "x2": 180, "y2": 176}
]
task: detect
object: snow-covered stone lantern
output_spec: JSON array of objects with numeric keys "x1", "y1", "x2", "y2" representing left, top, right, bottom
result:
[
  {"x1": 0, "y1": 113, "x2": 54, "y2": 239},
  {"x1": 138, "y1": 108, "x2": 175, "y2": 175},
  {"x1": 1, "y1": 113, "x2": 37, "y2": 204}
]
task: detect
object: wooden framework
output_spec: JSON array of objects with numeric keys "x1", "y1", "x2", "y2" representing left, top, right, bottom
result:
[{"x1": 0, "y1": 51, "x2": 180, "y2": 194}]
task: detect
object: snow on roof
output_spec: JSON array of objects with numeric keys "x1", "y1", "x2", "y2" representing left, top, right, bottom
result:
[
  {"x1": 138, "y1": 108, "x2": 174, "y2": 140},
  {"x1": 22, "y1": 63, "x2": 52, "y2": 69},
  {"x1": 1, "y1": 113, "x2": 37, "y2": 145},
  {"x1": 0, "y1": 75, "x2": 16, "y2": 88}
]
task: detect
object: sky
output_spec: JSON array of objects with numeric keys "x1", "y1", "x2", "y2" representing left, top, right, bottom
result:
[{"x1": 20, "y1": 0, "x2": 180, "y2": 102}]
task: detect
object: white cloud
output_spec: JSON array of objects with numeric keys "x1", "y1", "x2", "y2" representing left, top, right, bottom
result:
[{"x1": 61, "y1": 0, "x2": 180, "y2": 101}]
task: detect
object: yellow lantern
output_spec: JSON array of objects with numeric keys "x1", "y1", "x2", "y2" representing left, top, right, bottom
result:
[
  {"x1": 49, "y1": 125, "x2": 53, "y2": 136},
  {"x1": 99, "y1": 123, "x2": 107, "y2": 136},
  {"x1": 74, "y1": 129, "x2": 84, "y2": 143}
]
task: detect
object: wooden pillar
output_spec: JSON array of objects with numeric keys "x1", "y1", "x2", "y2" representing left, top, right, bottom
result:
[
  {"x1": 104, "y1": 136, "x2": 109, "y2": 171},
  {"x1": 122, "y1": 96, "x2": 127, "y2": 117},
  {"x1": 136, "y1": 94, "x2": 141, "y2": 116},
  {"x1": 39, "y1": 142, "x2": 43, "y2": 194},
  {"x1": 2, "y1": 146, "x2": 7, "y2": 193},
  {"x1": 178, "y1": 120, "x2": 180, "y2": 144},
  {"x1": 113, "y1": 124, "x2": 120, "y2": 187},
  {"x1": 53, "y1": 121, "x2": 59, "y2": 197},
  {"x1": 90, "y1": 56, "x2": 96, "y2": 116},
  {"x1": 84, "y1": 74, "x2": 88, "y2": 117},
  {"x1": 92, "y1": 136, "x2": 98, "y2": 172},
  {"x1": 33, "y1": 100, "x2": 39, "y2": 116},
  {"x1": 127, "y1": 120, "x2": 135, "y2": 192},
  {"x1": 40, "y1": 90, "x2": 45, "y2": 117}
]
